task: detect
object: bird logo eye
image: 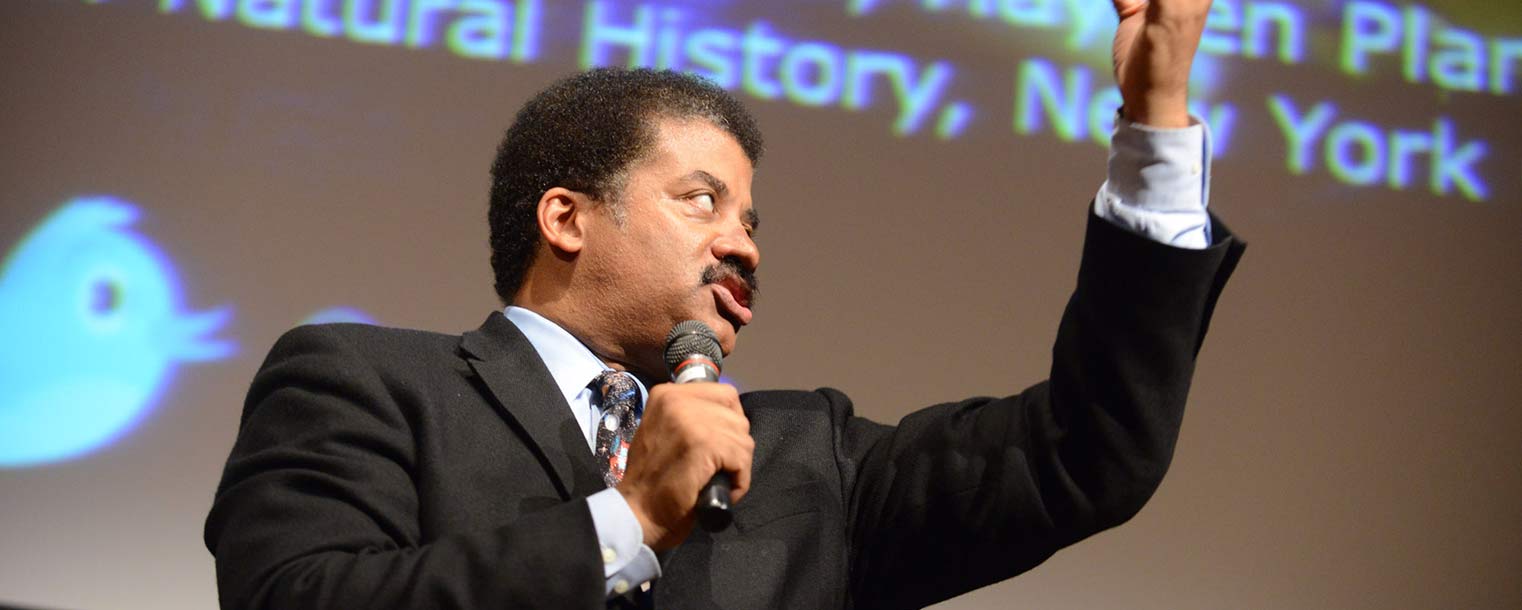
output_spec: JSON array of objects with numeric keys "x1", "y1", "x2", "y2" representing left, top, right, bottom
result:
[
  {"x1": 89, "y1": 276, "x2": 123, "y2": 316},
  {"x1": 80, "y1": 268, "x2": 128, "y2": 331}
]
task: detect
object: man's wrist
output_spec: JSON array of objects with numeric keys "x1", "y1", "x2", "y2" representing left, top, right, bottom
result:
[
  {"x1": 1120, "y1": 97, "x2": 1190, "y2": 129},
  {"x1": 587, "y1": 488, "x2": 662, "y2": 597},
  {"x1": 617, "y1": 485, "x2": 666, "y2": 549}
]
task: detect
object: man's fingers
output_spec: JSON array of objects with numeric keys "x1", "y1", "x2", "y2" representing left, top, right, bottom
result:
[
  {"x1": 688, "y1": 408, "x2": 752, "y2": 504},
  {"x1": 688, "y1": 382, "x2": 744, "y2": 414},
  {"x1": 709, "y1": 403, "x2": 750, "y2": 434},
  {"x1": 720, "y1": 435, "x2": 753, "y2": 503},
  {"x1": 1113, "y1": 0, "x2": 1148, "y2": 18},
  {"x1": 652, "y1": 382, "x2": 743, "y2": 411}
]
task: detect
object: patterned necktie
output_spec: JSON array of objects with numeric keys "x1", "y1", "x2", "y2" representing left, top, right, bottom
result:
[{"x1": 593, "y1": 370, "x2": 641, "y2": 487}]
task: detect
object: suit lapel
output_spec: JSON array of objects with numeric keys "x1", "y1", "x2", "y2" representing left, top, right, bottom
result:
[{"x1": 460, "y1": 311, "x2": 606, "y2": 500}]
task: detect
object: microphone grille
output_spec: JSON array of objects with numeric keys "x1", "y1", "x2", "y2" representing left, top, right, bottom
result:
[{"x1": 664, "y1": 320, "x2": 723, "y2": 374}]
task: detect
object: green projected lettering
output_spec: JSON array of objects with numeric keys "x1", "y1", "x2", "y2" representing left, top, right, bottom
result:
[
  {"x1": 580, "y1": 1, "x2": 968, "y2": 136},
  {"x1": 1014, "y1": 58, "x2": 1238, "y2": 156},
  {"x1": 157, "y1": 0, "x2": 541, "y2": 61},
  {"x1": 133, "y1": 0, "x2": 1519, "y2": 201},
  {"x1": 1341, "y1": 1, "x2": 1522, "y2": 96},
  {"x1": 1268, "y1": 94, "x2": 1488, "y2": 201},
  {"x1": 1199, "y1": 0, "x2": 1306, "y2": 64}
]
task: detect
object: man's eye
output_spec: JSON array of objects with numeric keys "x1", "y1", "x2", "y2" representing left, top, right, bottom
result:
[{"x1": 691, "y1": 193, "x2": 716, "y2": 212}]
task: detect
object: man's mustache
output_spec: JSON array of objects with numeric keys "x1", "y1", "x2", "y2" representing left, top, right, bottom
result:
[{"x1": 701, "y1": 257, "x2": 759, "y2": 303}]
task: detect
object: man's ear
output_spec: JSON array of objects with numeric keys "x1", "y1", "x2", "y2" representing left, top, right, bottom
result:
[{"x1": 537, "y1": 187, "x2": 590, "y2": 255}]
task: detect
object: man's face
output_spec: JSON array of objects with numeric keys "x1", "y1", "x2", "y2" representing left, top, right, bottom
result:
[{"x1": 576, "y1": 116, "x2": 760, "y2": 375}]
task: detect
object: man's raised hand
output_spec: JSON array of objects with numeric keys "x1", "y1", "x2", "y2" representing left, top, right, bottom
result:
[{"x1": 1111, "y1": 0, "x2": 1213, "y2": 128}]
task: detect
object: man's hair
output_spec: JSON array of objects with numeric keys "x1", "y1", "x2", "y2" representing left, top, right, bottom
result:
[{"x1": 488, "y1": 68, "x2": 765, "y2": 304}]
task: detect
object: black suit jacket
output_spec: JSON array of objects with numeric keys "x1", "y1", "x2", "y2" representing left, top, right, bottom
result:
[{"x1": 205, "y1": 213, "x2": 1244, "y2": 610}]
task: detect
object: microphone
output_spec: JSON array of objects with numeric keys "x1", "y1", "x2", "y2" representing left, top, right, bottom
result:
[{"x1": 663, "y1": 320, "x2": 732, "y2": 532}]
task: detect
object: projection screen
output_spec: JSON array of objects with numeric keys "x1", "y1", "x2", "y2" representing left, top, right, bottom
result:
[{"x1": 2, "y1": 0, "x2": 1519, "y2": 608}]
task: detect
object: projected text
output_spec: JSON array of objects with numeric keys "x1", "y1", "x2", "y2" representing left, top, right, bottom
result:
[{"x1": 137, "y1": 0, "x2": 1520, "y2": 202}]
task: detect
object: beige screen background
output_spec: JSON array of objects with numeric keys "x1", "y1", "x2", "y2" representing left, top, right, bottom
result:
[{"x1": 1, "y1": 1, "x2": 1519, "y2": 609}]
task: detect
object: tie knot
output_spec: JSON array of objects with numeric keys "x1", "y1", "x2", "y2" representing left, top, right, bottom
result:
[{"x1": 594, "y1": 370, "x2": 639, "y2": 408}]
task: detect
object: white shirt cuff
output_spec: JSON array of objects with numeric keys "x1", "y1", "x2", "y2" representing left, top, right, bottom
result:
[
  {"x1": 1093, "y1": 115, "x2": 1213, "y2": 249},
  {"x1": 586, "y1": 488, "x2": 661, "y2": 598}
]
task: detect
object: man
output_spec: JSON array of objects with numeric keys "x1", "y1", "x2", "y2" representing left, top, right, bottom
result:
[{"x1": 205, "y1": 0, "x2": 1244, "y2": 608}]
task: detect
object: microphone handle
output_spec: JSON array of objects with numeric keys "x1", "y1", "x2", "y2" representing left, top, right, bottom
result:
[{"x1": 696, "y1": 473, "x2": 733, "y2": 532}]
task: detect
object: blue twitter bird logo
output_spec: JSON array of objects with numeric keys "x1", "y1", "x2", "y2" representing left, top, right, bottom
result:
[{"x1": 0, "y1": 196, "x2": 235, "y2": 468}]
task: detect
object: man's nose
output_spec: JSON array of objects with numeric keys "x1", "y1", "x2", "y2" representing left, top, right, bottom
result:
[{"x1": 712, "y1": 225, "x2": 759, "y2": 272}]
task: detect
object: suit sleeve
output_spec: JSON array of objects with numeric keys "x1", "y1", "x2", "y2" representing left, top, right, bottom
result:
[
  {"x1": 203, "y1": 325, "x2": 605, "y2": 610},
  {"x1": 841, "y1": 211, "x2": 1245, "y2": 609}
]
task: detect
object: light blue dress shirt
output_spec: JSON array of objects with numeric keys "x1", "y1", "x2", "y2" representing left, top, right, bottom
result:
[
  {"x1": 1095, "y1": 117, "x2": 1214, "y2": 249},
  {"x1": 502, "y1": 115, "x2": 1214, "y2": 599},
  {"x1": 503, "y1": 306, "x2": 662, "y2": 598}
]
